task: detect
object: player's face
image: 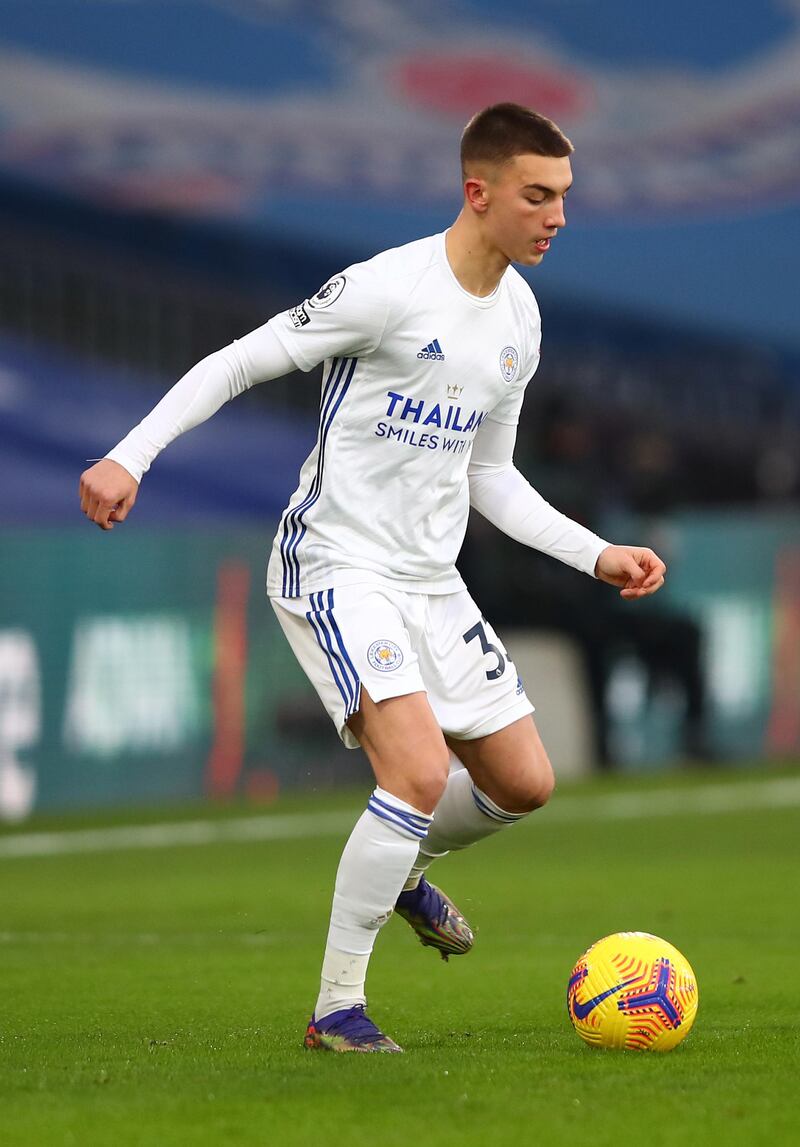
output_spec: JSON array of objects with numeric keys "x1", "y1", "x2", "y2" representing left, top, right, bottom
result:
[{"x1": 481, "y1": 153, "x2": 572, "y2": 267}]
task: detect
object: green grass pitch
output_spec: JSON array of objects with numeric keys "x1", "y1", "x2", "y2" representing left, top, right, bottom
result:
[{"x1": 2, "y1": 766, "x2": 799, "y2": 1146}]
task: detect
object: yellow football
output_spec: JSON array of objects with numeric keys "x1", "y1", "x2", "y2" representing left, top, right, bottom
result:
[{"x1": 567, "y1": 931, "x2": 699, "y2": 1051}]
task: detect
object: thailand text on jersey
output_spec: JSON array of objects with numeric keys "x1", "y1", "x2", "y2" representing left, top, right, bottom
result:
[{"x1": 267, "y1": 231, "x2": 541, "y2": 600}]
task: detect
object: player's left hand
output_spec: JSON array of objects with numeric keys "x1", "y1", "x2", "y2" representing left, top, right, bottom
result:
[{"x1": 594, "y1": 545, "x2": 666, "y2": 600}]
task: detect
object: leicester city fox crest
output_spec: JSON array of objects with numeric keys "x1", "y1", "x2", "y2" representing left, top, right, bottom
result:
[
  {"x1": 500, "y1": 345, "x2": 519, "y2": 383},
  {"x1": 367, "y1": 639, "x2": 404, "y2": 672}
]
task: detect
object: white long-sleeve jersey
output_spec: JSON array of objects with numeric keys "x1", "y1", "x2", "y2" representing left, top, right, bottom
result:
[{"x1": 106, "y1": 231, "x2": 609, "y2": 598}]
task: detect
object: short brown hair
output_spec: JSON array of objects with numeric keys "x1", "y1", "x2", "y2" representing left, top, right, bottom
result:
[{"x1": 461, "y1": 103, "x2": 573, "y2": 176}]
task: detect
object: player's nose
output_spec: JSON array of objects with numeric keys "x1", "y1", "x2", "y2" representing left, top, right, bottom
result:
[{"x1": 547, "y1": 197, "x2": 567, "y2": 229}]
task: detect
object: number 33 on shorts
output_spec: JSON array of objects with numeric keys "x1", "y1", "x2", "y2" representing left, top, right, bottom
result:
[{"x1": 462, "y1": 617, "x2": 508, "y2": 681}]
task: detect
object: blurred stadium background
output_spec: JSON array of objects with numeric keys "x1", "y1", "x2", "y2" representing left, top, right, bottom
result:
[{"x1": 2, "y1": 0, "x2": 800, "y2": 823}]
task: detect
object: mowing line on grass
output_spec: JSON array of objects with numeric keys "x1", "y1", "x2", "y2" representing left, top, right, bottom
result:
[
  {"x1": 1, "y1": 776, "x2": 799, "y2": 860},
  {"x1": 0, "y1": 930, "x2": 288, "y2": 946},
  {"x1": 0, "y1": 810, "x2": 356, "y2": 859}
]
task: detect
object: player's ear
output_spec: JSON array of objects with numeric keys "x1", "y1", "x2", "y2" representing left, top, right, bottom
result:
[{"x1": 464, "y1": 175, "x2": 490, "y2": 213}]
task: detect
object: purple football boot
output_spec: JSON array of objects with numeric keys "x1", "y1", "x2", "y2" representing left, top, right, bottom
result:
[
  {"x1": 395, "y1": 876, "x2": 474, "y2": 961},
  {"x1": 304, "y1": 1005, "x2": 403, "y2": 1053}
]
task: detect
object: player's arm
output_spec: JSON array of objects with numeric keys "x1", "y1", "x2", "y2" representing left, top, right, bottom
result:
[
  {"x1": 80, "y1": 264, "x2": 389, "y2": 530},
  {"x1": 467, "y1": 418, "x2": 666, "y2": 599},
  {"x1": 79, "y1": 325, "x2": 297, "y2": 530}
]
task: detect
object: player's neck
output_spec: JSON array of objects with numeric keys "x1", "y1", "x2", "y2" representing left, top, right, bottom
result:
[{"x1": 445, "y1": 213, "x2": 510, "y2": 298}]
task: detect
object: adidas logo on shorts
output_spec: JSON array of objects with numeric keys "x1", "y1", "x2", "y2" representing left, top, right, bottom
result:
[{"x1": 417, "y1": 338, "x2": 445, "y2": 361}]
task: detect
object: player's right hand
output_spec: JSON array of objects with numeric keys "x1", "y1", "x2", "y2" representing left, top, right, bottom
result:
[{"x1": 79, "y1": 459, "x2": 139, "y2": 531}]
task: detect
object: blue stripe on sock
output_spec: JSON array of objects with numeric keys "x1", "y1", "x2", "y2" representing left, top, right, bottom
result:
[
  {"x1": 471, "y1": 785, "x2": 521, "y2": 824},
  {"x1": 369, "y1": 792, "x2": 432, "y2": 829},
  {"x1": 367, "y1": 802, "x2": 429, "y2": 840}
]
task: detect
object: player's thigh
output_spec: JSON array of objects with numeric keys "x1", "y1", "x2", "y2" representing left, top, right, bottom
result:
[
  {"x1": 273, "y1": 585, "x2": 449, "y2": 812},
  {"x1": 273, "y1": 583, "x2": 428, "y2": 748},
  {"x1": 419, "y1": 590, "x2": 534, "y2": 743},
  {"x1": 447, "y1": 714, "x2": 555, "y2": 814},
  {"x1": 348, "y1": 688, "x2": 450, "y2": 814}
]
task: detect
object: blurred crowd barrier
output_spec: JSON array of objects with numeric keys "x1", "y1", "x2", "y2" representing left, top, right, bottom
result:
[
  {"x1": 599, "y1": 510, "x2": 800, "y2": 768},
  {"x1": 1, "y1": 0, "x2": 799, "y2": 346},
  {"x1": 2, "y1": 514, "x2": 799, "y2": 822},
  {"x1": 0, "y1": 531, "x2": 359, "y2": 823}
]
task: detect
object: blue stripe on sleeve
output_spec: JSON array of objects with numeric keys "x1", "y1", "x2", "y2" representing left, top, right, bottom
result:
[
  {"x1": 279, "y1": 357, "x2": 341, "y2": 597},
  {"x1": 281, "y1": 356, "x2": 357, "y2": 598}
]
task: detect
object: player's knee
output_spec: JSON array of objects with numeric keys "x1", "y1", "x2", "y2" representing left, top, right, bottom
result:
[
  {"x1": 493, "y1": 756, "x2": 555, "y2": 814},
  {"x1": 527, "y1": 758, "x2": 555, "y2": 810},
  {"x1": 403, "y1": 754, "x2": 450, "y2": 814},
  {"x1": 411, "y1": 772, "x2": 450, "y2": 815}
]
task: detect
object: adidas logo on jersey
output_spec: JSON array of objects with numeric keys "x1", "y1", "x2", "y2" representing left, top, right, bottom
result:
[{"x1": 417, "y1": 338, "x2": 445, "y2": 361}]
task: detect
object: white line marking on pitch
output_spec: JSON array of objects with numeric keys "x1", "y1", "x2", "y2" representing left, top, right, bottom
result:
[
  {"x1": 0, "y1": 810, "x2": 356, "y2": 859},
  {"x1": 0, "y1": 930, "x2": 286, "y2": 946},
  {"x1": 542, "y1": 776, "x2": 800, "y2": 823},
  {"x1": 1, "y1": 777, "x2": 798, "y2": 860}
]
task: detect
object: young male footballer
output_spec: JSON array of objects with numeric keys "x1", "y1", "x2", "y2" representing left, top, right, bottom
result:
[{"x1": 79, "y1": 103, "x2": 666, "y2": 1053}]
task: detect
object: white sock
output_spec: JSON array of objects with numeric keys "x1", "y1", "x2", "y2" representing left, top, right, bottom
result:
[
  {"x1": 403, "y1": 767, "x2": 526, "y2": 890},
  {"x1": 315, "y1": 787, "x2": 432, "y2": 1021}
]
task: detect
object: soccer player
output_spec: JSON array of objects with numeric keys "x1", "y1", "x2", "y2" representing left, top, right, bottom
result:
[{"x1": 79, "y1": 103, "x2": 666, "y2": 1054}]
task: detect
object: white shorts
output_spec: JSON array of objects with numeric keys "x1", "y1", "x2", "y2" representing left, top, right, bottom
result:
[{"x1": 271, "y1": 584, "x2": 534, "y2": 749}]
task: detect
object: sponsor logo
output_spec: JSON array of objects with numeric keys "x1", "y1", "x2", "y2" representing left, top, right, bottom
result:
[
  {"x1": 289, "y1": 304, "x2": 310, "y2": 328},
  {"x1": 568, "y1": 966, "x2": 639, "y2": 1020},
  {"x1": 367, "y1": 639, "x2": 404, "y2": 672},
  {"x1": 417, "y1": 338, "x2": 445, "y2": 361},
  {"x1": 383, "y1": 390, "x2": 487, "y2": 434},
  {"x1": 500, "y1": 345, "x2": 519, "y2": 383},
  {"x1": 308, "y1": 274, "x2": 346, "y2": 310},
  {"x1": 618, "y1": 958, "x2": 683, "y2": 1027}
]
